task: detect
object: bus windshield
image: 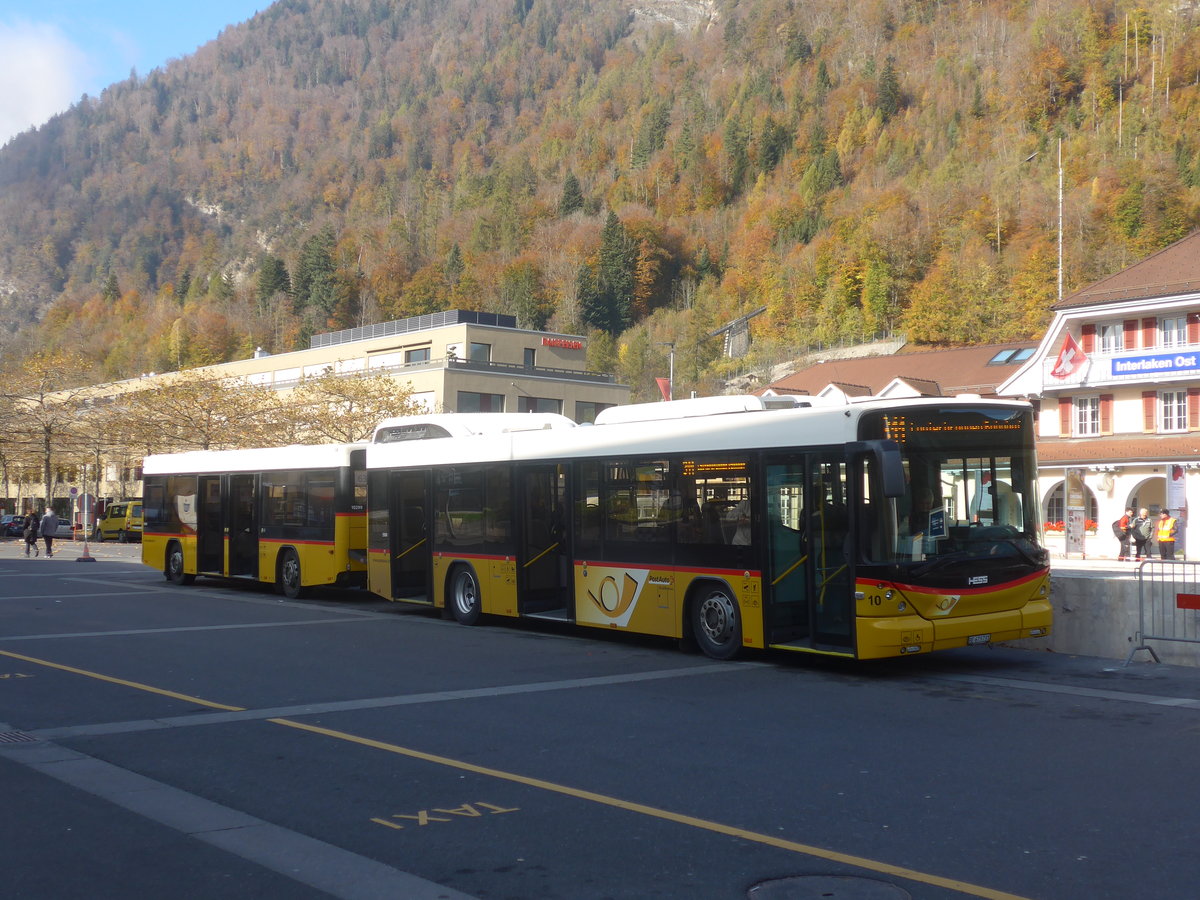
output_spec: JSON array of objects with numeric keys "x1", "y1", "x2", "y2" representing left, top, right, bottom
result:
[{"x1": 858, "y1": 406, "x2": 1045, "y2": 574}]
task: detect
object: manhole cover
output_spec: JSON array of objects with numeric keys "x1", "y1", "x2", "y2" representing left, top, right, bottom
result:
[
  {"x1": 748, "y1": 875, "x2": 911, "y2": 900},
  {"x1": 0, "y1": 731, "x2": 38, "y2": 744}
]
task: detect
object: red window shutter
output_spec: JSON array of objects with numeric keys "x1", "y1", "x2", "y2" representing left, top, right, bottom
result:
[
  {"x1": 1081, "y1": 323, "x2": 1096, "y2": 353},
  {"x1": 1143, "y1": 318, "x2": 1157, "y2": 349},
  {"x1": 1189, "y1": 313, "x2": 1200, "y2": 344},
  {"x1": 1189, "y1": 388, "x2": 1200, "y2": 431},
  {"x1": 1059, "y1": 397, "x2": 1073, "y2": 436},
  {"x1": 1100, "y1": 394, "x2": 1113, "y2": 434},
  {"x1": 1143, "y1": 391, "x2": 1158, "y2": 432},
  {"x1": 1123, "y1": 320, "x2": 1138, "y2": 349}
]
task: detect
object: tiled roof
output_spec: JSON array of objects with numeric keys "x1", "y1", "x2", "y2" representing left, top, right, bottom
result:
[
  {"x1": 824, "y1": 382, "x2": 873, "y2": 397},
  {"x1": 1053, "y1": 230, "x2": 1200, "y2": 310},
  {"x1": 763, "y1": 343, "x2": 1036, "y2": 398},
  {"x1": 1035, "y1": 433, "x2": 1200, "y2": 465}
]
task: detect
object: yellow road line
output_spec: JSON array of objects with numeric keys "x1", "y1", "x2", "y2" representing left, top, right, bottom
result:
[
  {"x1": 271, "y1": 716, "x2": 1033, "y2": 900},
  {"x1": 6, "y1": 647, "x2": 1033, "y2": 900},
  {"x1": 0, "y1": 649, "x2": 245, "y2": 712}
]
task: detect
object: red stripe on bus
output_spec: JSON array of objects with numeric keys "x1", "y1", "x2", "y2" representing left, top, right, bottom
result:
[
  {"x1": 257, "y1": 538, "x2": 336, "y2": 547},
  {"x1": 864, "y1": 567, "x2": 1049, "y2": 597},
  {"x1": 573, "y1": 561, "x2": 762, "y2": 579},
  {"x1": 433, "y1": 552, "x2": 513, "y2": 562}
]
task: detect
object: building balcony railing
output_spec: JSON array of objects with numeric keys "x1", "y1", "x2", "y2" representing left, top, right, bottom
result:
[{"x1": 270, "y1": 357, "x2": 617, "y2": 390}]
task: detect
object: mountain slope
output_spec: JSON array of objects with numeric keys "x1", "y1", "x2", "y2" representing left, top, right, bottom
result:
[{"x1": 1, "y1": 0, "x2": 1198, "y2": 397}]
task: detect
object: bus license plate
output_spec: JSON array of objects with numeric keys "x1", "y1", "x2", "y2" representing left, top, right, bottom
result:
[{"x1": 967, "y1": 633, "x2": 991, "y2": 645}]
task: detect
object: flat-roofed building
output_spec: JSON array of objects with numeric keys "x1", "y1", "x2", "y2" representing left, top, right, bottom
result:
[{"x1": 2, "y1": 311, "x2": 629, "y2": 521}]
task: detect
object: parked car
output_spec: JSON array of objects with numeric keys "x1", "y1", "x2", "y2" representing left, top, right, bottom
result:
[
  {"x1": 95, "y1": 501, "x2": 143, "y2": 543},
  {"x1": 1, "y1": 514, "x2": 26, "y2": 537}
]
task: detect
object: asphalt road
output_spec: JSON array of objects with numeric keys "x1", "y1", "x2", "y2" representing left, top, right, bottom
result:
[{"x1": 1, "y1": 537, "x2": 1197, "y2": 900}]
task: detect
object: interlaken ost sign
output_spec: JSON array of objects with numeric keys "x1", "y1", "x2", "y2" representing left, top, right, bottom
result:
[{"x1": 1110, "y1": 351, "x2": 1200, "y2": 376}]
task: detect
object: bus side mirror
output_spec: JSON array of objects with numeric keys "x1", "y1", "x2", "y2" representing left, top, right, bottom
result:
[{"x1": 849, "y1": 440, "x2": 906, "y2": 499}]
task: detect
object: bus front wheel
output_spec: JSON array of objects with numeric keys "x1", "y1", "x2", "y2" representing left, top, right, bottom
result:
[
  {"x1": 449, "y1": 565, "x2": 482, "y2": 626},
  {"x1": 691, "y1": 583, "x2": 742, "y2": 660},
  {"x1": 278, "y1": 549, "x2": 305, "y2": 599},
  {"x1": 166, "y1": 542, "x2": 195, "y2": 586}
]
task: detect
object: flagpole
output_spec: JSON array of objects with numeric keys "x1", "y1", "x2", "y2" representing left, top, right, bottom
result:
[{"x1": 1058, "y1": 138, "x2": 1064, "y2": 303}]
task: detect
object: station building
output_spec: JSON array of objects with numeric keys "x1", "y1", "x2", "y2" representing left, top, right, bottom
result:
[
  {"x1": 998, "y1": 231, "x2": 1200, "y2": 558},
  {"x1": 195, "y1": 309, "x2": 627, "y2": 421},
  {"x1": 2, "y1": 311, "x2": 629, "y2": 519}
]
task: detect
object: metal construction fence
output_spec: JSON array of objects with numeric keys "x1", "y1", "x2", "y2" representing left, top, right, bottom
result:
[{"x1": 1127, "y1": 560, "x2": 1200, "y2": 664}]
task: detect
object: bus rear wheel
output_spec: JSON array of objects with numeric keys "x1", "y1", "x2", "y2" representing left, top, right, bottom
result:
[
  {"x1": 278, "y1": 549, "x2": 305, "y2": 599},
  {"x1": 691, "y1": 584, "x2": 742, "y2": 660},
  {"x1": 449, "y1": 565, "x2": 482, "y2": 625},
  {"x1": 166, "y1": 542, "x2": 195, "y2": 585}
]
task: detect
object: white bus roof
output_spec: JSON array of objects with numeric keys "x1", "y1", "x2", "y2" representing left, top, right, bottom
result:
[
  {"x1": 366, "y1": 396, "x2": 1031, "y2": 470},
  {"x1": 372, "y1": 412, "x2": 576, "y2": 443},
  {"x1": 143, "y1": 443, "x2": 366, "y2": 476}
]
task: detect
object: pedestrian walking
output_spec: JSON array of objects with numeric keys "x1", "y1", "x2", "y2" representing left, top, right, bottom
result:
[
  {"x1": 39, "y1": 508, "x2": 59, "y2": 558},
  {"x1": 22, "y1": 514, "x2": 39, "y2": 557}
]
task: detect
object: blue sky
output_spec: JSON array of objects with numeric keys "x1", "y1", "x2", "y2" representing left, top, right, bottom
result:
[{"x1": 0, "y1": 1, "x2": 266, "y2": 146}]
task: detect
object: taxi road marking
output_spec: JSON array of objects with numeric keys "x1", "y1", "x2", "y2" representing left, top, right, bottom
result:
[
  {"x1": 1, "y1": 646, "x2": 1031, "y2": 900},
  {"x1": 371, "y1": 802, "x2": 519, "y2": 829}
]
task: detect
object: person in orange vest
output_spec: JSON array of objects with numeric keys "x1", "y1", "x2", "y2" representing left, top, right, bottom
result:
[{"x1": 1157, "y1": 509, "x2": 1179, "y2": 560}]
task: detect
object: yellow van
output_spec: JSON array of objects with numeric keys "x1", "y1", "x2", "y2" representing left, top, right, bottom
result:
[{"x1": 96, "y1": 501, "x2": 143, "y2": 543}]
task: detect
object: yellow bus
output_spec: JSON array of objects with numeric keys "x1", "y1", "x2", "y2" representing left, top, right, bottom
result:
[
  {"x1": 364, "y1": 396, "x2": 1052, "y2": 660},
  {"x1": 142, "y1": 443, "x2": 367, "y2": 598}
]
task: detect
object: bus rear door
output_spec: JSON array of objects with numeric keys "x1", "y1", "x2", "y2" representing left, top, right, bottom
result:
[
  {"x1": 198, "y1": 475, "x2": 224, "y2": 573},
  {"x1": 228, "y1": 473, "x2": 259, "y2": 578},
  {"x1": 763, "y1": 454, "x2": 854, "y2": 653},
  {"x1": 391, "y1": 470, "x2": 431, "y2": 600},
  {"x1": 517, "y1": 463, "x2": 571, "y2": 618}
]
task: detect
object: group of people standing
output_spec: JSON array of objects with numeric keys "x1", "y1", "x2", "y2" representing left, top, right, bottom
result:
[
  {"x1": 21, "y1": 509, "x2": 60, "y2": 558},
  {"x1": 1115, "y1": 507, "x2": 1180, "y2": 560}
]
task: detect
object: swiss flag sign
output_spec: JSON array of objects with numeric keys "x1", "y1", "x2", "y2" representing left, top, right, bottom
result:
[{"x1": 1049, "y1": 332, "x2": 1088, "y2": 379}]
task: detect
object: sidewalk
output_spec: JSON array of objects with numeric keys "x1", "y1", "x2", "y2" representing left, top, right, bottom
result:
[{"x1": 0, "y1": 536, "x2": 143, "y2": 563}]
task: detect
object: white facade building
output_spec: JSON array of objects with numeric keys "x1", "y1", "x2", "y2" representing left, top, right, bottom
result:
[{"x1": 999, "y1": 231, "x2": 1200, "y2": 558}]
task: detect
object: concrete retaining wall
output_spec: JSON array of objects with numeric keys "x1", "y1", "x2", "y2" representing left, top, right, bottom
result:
[{"x1": 1006, "y1": 571, "x2": 1200, "y2": 667}]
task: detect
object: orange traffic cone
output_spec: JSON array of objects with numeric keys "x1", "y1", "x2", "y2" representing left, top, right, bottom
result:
[{"x1": 75, "y1": 539, "x2": 97, "y2": 563}]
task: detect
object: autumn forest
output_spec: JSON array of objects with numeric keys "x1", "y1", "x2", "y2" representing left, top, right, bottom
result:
[{"x1": 1, "y1": 0, "x2": 1199, "y2": 400}]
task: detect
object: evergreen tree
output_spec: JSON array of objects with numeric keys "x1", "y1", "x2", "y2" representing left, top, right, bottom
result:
[
  {"x1": 758, "y1": 116, "x2": 791, "y2": 174},
  {"x1": 579, "y1": 211, "x2": 634, "y2": 335},
  {"x1": 631, "y1": 101, "x2": 671, "y2": 169},
  {"x1": 558, "y1": 171, "x2": 584, "y2": 217},
  {"x1": 815, "y1": 60, "x2": 833, "y2": 94},
  {"x1": 878, "y1": 56, "x2": 901, "y2": 122},
  {"x1": 176, "y1": 270, "x2": 191, "y2": 304},
  {"x1": 256, "y1": 255, "x2": 291, "y2": 307},
  {"x1": 102, "y1": 272, "x2": 121, "y2": 302},
  {"x1": 445, "y1": 243, "x2": 464, "y2": 285},
  {"x1": 294, "y1": 227, "x2": 338, "y2": 315}
]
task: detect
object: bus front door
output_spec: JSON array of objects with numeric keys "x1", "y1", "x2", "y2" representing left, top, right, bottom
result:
[
  {"x1": 198, "y1": 475, "x2": 223, "y2": 573},
  {"x1": 391, "y1": 470, "x2": 430, "y2": 600},
  {"x1": 228, "y1": 473, "x2": 258, "y2": 578},
  {"x1": 764, "y1": 455, "x2": 854, "y2": 653},
  {"x1": 517, "y1": 464, "x2": 571, "y2": 618}
]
